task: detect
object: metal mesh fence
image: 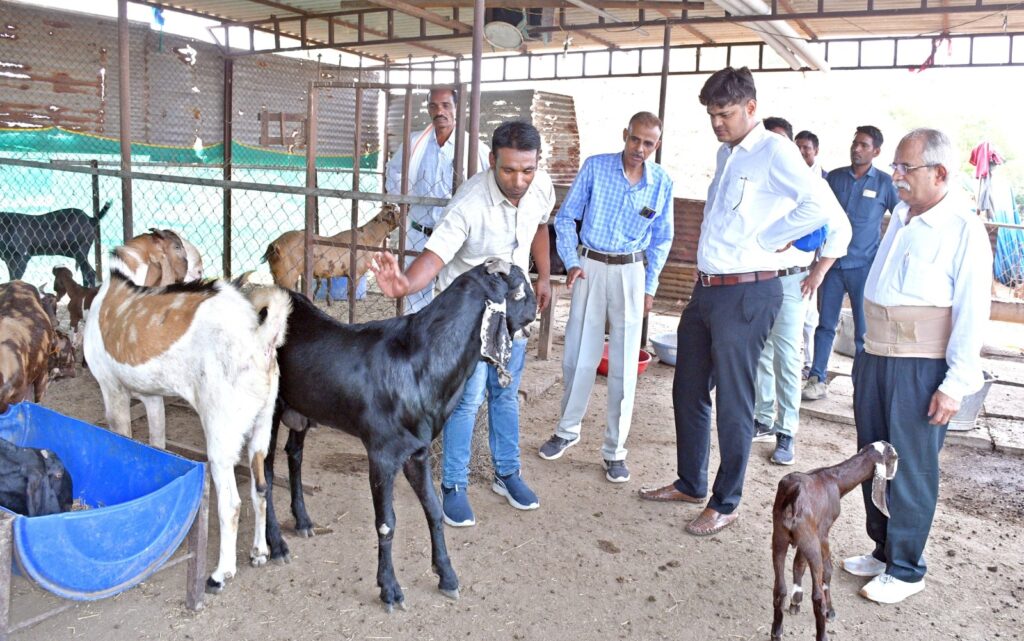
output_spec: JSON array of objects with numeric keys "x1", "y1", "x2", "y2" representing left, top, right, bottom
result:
[
  {"x1": 991, "y1": 221, "x2": 1024, "y2": 302},
  {"x1": 0, "y1": 4, "x2": 404, "y2": 327}
]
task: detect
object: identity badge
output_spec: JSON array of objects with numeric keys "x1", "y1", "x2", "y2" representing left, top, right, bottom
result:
[{"x1": 863, "y1": 189, "x2": 877, "y2": 198}]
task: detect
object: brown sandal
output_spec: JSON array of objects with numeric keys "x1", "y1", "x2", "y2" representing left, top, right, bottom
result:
[{"x1": 685, "y1": 507, "x2": 739, "y2": 536}]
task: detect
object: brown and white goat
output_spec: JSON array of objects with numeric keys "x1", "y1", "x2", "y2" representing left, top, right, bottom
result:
[
  {"x1": 262, "y1": 204, "x2": 400, "y2": 298},
  {"x1": 83, "y1": 246, "x2": 291, "y2": 594},
  {"x1": 0, "y1": 281, "x2": 58, "y2": 413},
  {"x1": 770, "y1": 441, "x2": 899, "y2": 641}
]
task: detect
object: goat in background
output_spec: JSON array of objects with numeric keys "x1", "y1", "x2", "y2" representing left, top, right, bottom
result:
[
  {"x1": 263, "y1": 259, "x2": 537, "y2": 611},
  {"x1": 770, "y1": 441, "x2": 899, "y2": 641},
  {"x1": 262, "y1": 204, "x2": 400, "y2": 301},
  {"x1": 0, "y1": 201, "x2": 111, "y2": 287}
]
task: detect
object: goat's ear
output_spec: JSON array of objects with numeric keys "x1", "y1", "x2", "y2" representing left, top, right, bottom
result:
[
  {"x1": 870, "y1": 462, "x2": 891, "y2": 518},
  {"x1": 480, "y1": 298, "x2": 513, "y2": 386},
  {"x1": 26, "y1": 468, "x2": 62, "y2": 517},
  {"x1": 484, "y1": 257, "x2": 511, "y2": 275},
  {"x1": 143, "y1": 261, "x2": 164, "y2": 287},
  {"x1": 883, "y1": 442, "x2": 899, "y2": 480}
]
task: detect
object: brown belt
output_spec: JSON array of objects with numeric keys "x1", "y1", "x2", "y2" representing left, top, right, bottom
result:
[
  {"x1": 698, "y1": 270, "x2": 779, "y2": 287},
  {"x1": 581, "y1": 247, "x2": 645, "y2": 265}
]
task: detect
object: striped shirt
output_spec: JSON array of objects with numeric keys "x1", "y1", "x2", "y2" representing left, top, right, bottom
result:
[{"x1": 554, "y1": 153, "x2": 674, "y2": 295}]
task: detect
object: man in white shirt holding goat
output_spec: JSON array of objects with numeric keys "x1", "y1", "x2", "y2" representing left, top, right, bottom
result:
[{"x1": 844, "y1": 128, "x2": 992, "y2": 604}]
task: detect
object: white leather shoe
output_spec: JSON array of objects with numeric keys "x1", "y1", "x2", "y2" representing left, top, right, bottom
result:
[
  {"x1": 843, "y1": 554, "x2": 886, "y2": 577},
  {"x1": 859, "y1": 574, "x2": 925, "y2": 604}
]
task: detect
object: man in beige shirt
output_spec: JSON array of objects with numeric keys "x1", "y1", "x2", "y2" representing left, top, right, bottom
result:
[{"x1": 373, "y1": 120, "x2": 553, "y2": 527}]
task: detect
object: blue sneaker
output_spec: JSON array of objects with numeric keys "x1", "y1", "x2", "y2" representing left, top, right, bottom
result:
[
  {"x1": 491, "y1": 471, "x2": 539, "y2": 510},
  {"x1": 441, "y1": 485, "x2": 476, "y2": 527}
]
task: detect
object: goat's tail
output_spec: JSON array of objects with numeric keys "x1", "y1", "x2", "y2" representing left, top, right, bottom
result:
[
  {"x1": 261, "y1": 243, "x2": 279, "y2": 264},
  {"x1": 94, "y1": 201, "x2": 113, "y2": 222},
  {"x1": 246, "y1": 286, "x2": 292, "y2": 356}
]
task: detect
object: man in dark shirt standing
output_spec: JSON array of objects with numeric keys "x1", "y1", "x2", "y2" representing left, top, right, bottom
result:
[{"x1": 803, "y1": 125, "x2": 900, "y2": 400}]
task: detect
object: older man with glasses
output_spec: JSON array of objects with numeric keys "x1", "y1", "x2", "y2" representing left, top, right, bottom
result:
[{"x1": 843, "y1": 128, "x2": 991, "y2": 604}]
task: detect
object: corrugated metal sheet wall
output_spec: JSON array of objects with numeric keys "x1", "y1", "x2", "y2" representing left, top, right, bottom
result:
[
  {"x1": 385, "y1": 89, "x2": 579, "y2": 186},
  {"x1": 0, "y1": 3, "x2": 377, "y2": 157}
]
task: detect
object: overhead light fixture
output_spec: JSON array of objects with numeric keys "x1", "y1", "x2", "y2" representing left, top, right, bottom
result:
[{"x1": 483, "y1": 21, "x2": 524, "y2": 50}]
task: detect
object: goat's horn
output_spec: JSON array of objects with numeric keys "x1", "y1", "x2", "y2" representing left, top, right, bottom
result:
[{"x1": 484, "y1": 258, "x2": 511, "y2": 275}]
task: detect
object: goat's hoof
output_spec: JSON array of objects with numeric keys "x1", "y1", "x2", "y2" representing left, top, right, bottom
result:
[
  {"x1": 297, "y1": 526, "x2": 315, "y2": 538},
  {"x1": 205, "y1": 577, "x2": 225, "y2": 594},
  {"x1": 439, "y1": 587, "x2": 460, "y2": 601},
  {"x1": 827, "y1": 608, "x2": 836, "y2": 621},
  {"x1": 383, "y1": 600, "x2": 408, "y2": 614},
  {"x1": 272, "y1": 552, "x2": 291, "y2": 565},
  {"x1": 250, "y1": 551, "x2": 269, "y2": 568},
  {"x1": 788, "y1": 603, "x2": 801, "y2": 615}
]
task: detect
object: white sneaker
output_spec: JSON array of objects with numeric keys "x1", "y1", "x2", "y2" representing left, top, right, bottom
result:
[
  {"x1": 843, "y1": 554, "x2": 887, "y2": 577},
  {"x1": 859, "y1": 574, "x2": 925, "y2": 604}
]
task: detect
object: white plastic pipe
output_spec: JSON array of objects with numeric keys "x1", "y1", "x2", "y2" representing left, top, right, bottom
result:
[
  {"x1": 732, "y1": 0, "x2": 831, "y2": 71},
  {"x1": 712, "y1": 0, "x2": 802, "y2": 70}
]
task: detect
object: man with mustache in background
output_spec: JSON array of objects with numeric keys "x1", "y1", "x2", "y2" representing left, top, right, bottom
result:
[{"x1": 386, "y1": 87, "x2": 490, "y2": 313}]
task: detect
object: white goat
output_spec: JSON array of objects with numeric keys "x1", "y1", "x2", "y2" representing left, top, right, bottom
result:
[{"x1": 83, "y1": 245, "x2": 290, "y2": 593}]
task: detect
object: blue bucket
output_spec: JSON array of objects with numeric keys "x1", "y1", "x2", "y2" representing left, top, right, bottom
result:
[
  {"x1": 314, "y1": 275, "x2": 367, "y2": 301},
  {"x1": 0, "y1": 403, "x2": 205, "y2": 600}
]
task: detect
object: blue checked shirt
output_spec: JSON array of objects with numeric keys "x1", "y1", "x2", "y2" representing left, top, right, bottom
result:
[{"x1": 554, "y1": 153, "x2": 674, "y2": 295}]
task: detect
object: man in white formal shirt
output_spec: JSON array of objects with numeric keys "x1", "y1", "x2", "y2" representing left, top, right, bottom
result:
[
  {"x1": 639, "y1": 67, "x2": 833, "y2": 537},
  {"x1": 385, "y1": 87, "x2": 490, "y2": 313},
  {"x1": 842, "y1": 128, "x2": 992, "y2": 604}
]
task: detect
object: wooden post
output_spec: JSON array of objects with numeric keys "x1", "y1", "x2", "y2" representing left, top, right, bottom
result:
[
  {"x1": 0, "y1": 512, "x2": 14, "y2": 641},
  {"x1": 184, "y1": 470, "x2": 210, "y2": 611},
  {"x1": 117, "y1": 0, "x2": 133, "y2": 242}
]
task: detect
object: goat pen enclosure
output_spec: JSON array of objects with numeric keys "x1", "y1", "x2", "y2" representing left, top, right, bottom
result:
[{"x1": 0, "y1": 2, "x2": 412, "y2": 323}]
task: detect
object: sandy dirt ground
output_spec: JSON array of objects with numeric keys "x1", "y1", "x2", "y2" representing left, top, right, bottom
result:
[{"x1": 9, "y1": 298, "x2": 1024, "y2": 641}]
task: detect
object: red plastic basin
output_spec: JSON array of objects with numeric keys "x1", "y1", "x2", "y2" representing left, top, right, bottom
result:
[{"x1": 597, "y1": 343, "x2": 652, "y2": 376}]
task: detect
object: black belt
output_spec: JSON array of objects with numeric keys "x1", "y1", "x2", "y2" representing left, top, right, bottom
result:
[
  {"x1": 698, "y1": 270, "x2": 779, "y2": 287},
  {"x1": 580, "y1": 247, "x2": 645, "y2": 265},
  {"x1": 410, "y1": 220, "x2": 434, "y2": 236},
  {"x1": 779, "y1": 265, "x2": 811, "y2": 276}
]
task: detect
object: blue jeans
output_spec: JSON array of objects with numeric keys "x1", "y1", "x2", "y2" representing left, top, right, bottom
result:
[
  {"x1": 441, "y1": 337, "x2": 527, "y2": 488},
  {"x1": 810, "y1": 265, "x2": 869, "y2": 382}
]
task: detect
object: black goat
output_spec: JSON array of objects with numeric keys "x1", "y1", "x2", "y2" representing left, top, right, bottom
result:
[
  {"x1": 264, "y1": 259, "x2": 537, "y2": 611},
  {"x1": 0, "y1": 201, "x2": 111, "y2": 287},
  {"x1": 0, "y1": 436, "x2": 74, "y2": 517},
  {"x1": 771, "y1": 441, "x2": 899, "y2": 641}
]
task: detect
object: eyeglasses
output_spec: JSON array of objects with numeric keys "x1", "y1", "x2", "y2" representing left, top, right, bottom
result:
[{"x1": 890, "y1": 162, "x2": 937, "y2": 175}]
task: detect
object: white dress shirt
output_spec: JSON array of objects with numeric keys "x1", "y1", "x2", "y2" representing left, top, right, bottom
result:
[
  {"x1": 699, "y1": 122, "x2": 835, "y2": 274},
  {"x1": 864, "y1": 191, "x2": 992, "y2": 399},
  {"x1": 426, "y1": 168, "x2": 555, "y2": 292}
]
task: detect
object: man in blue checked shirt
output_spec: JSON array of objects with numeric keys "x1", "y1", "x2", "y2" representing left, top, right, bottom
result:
[{"x1": 537, "y1": 111, "x2": 674, "y2": 485}]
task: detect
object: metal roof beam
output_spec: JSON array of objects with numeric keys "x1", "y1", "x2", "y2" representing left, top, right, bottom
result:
[{"x1": 361, "y1": 0, "x2": 473, "y2": 33}]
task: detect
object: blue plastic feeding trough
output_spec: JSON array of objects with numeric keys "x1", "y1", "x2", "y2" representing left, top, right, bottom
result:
[
  {"x1": 0, "y1": 402, "x2": 205, "y2": 601},
  {"x1": 314, "y1": 275, "x2": 367, "y2": 301}
]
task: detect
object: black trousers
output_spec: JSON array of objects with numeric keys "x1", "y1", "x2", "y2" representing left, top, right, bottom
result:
[
  {"x1": 671, "y1": 279, "x2": 782, "y2": 514},
  {"x1": 852, "y1": 352, "x2": 948, "y2": 583}
]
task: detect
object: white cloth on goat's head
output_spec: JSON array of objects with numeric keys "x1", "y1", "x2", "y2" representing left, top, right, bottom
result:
[
  {"x1": 480, "y1": 299, "x2": 513, "y2": 387},
  {"x1": 426, "y1": 167, "x2": 555, "y2": 294}
]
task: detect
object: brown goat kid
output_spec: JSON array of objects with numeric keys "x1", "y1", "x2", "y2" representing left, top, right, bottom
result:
[
  {"x1": 53, "y1": 266, "x2": 99, "y2": 330},
  {"x1": 770, "y1": 441, "x2": 899, "y2": 641},
  {"x1": 262, "y1": 204, "x2": 400, "y2": 298}
]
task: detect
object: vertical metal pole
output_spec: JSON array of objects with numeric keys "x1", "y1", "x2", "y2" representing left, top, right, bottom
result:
[
  {"x1": 656, "y1": 22, "x2": 671, "y2": 165},
  {"x1": 303, "y1": 83, "x2": 319, "y2": 299},
  {"x1": 117, "y1": 0, "x2": 133, "y2": 242},
  {"x1": 222, "y1": 57, "x2": 234, "y2": 279},
  {"x1": 452, "y1": 81, "x2": 466, "y2": 191},
  {"x1": 0, "y1": 512, "x2": 13, "y2": 640},
  {"x1": 396, "y1": 91, "x2": 413, "y2": 316},
  {"x1": 349, "y1": 86, "x2": 363, "y2": 324},
  {"x1": 468, "y1": 0, "x2": 484, "y2": 178},
  {"x1": 91, "y1": 160, "x2": 103, "y2": 277},
  {"x1": 184, "y1": 470, "x2": 209, "y2": 611}
]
